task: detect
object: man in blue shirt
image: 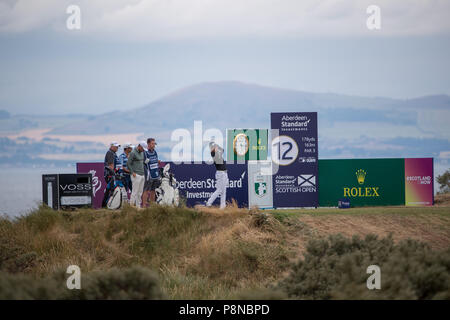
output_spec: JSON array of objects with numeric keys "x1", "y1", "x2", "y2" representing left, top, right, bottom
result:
[
  {"x1": 118, "y1": 142, "x2": 133, "y2": 193},
  {"x1": 143, "y1": 138, "x2": 161, "y2": 207}
]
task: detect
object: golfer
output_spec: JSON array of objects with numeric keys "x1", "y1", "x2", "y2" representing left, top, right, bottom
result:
[{"x1": 206, "y1": 142, "x2": 228, "y2": 209}]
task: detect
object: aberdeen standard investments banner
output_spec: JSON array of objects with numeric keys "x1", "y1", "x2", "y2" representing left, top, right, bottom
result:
[
  {"x1": 169, "y1": 162, "x2": 248, "y2": 207},
  {"x1": 271, "y1": 112, "x2": 319, "y2": 208}
]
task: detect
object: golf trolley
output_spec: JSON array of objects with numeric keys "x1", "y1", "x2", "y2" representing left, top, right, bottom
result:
[
  {"x1": 155, "y1": 163, "x2": 180, "y2": 206},
  {"x1": 104, "y1": 167, "x2": 128, "y2": 210}
]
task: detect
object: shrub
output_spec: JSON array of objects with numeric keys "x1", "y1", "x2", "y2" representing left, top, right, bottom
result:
[
  {"x1": 0, "y1": 266, "x2": 165, "y2": 300},
  {"x1": 72, "y1": 266, "x2": 165, "y2": 300},
  {"x1": 277, "y1": 234, "x2": 450, "y2": 300},
  {"x1": 0, "y1": 271, "x2": 62, "y2": 299}
]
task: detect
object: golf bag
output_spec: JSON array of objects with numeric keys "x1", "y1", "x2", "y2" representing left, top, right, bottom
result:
[
  {"x1": 155, "y1": 163, "x2": 180, "y2": 206},
  {"x1": 104, "y1": 167, "x2": 128, "y2": 210}
]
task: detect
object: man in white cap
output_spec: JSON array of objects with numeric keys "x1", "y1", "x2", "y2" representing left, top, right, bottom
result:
[
  {"x1": 206, "y1": 141, "x2": 228, "y2": 209},
  {"x1": 102, "y1": 141, "x2": 120, "y2": 207},
  {"x1": 127, "y1": 141, "x2": 146, "y2": 208}
]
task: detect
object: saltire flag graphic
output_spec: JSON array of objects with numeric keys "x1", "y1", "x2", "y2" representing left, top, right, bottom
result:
[{"x1": 298, "y1": 175, "x2": 316, "y2": 187}]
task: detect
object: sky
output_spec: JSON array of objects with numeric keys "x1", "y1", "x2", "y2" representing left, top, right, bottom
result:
[{"x1": 1, "y1": 0, "x2": 450, "y2": 115}]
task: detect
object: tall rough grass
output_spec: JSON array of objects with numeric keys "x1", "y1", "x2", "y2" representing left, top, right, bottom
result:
[
  {"x1": 0, "y1": 204, "x2": 292, "y2": 299},
  {"x1": 1, "y1": 204, "x2": 449, "y2": 299}
]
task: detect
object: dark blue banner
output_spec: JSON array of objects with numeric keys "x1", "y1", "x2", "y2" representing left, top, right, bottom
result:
[
  {"x1": 270, "y1": 112, "x2": 319, "y2": 208},
  {"x1": 168, "y1": 162, "x2": 248, "y2": 207}
]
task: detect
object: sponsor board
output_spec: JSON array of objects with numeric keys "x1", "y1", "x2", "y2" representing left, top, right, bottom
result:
[
  {"x1": 74, "y1": 158, "x2": 433, "y2": 209},
  {"x1": 248, "y1": 161, "x2": 273, "y2": 209},
  {"x1": 168, "y1": 162, "x2": 248, "y2": 207},
  {"x1": 58, "y1": 174, "x2": 93, "y2": 207},
  {"x1": 271, "y1": 112, "x2": 319, "y2": 208},
  {"x1": 338, "y1": 198, "x2": 351, "y2": 209},
  {"x1": 43, "y1": 173, "x2": 93, "y2": 209},
  {"x1": 318, "y1": 158, "x2": 405, "y2": 207},
  {"x1": 76, "y1": 162, "x2": 106, "y2": 209},
  {"x1": 405, "y1": 158, "x2": 434, "y2": 206},
  {"x1": 42, "y1": 174, "x2": 58, "y2": 209},
  {"x1": 227, "y1": 129, "x2": 268, "y2": 162}
]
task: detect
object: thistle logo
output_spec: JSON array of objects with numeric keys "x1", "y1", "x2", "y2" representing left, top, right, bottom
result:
[
  {"x1": 344, "y1": 169, "x2": 380, "y2": 198},
  {"x1": 356, "y1": 169, "x2": 366, "y2": 185}
]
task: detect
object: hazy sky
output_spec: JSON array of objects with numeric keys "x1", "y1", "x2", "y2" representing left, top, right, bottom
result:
[{"x1": 1, "y1": 0, "x2": 450, "y2": 114}]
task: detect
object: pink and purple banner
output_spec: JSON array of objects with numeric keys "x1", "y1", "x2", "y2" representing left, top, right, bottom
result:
[
  {"x1": 76, "y1": 162, "x2": 106, "y2": 209},
  {"x1": 405, "y1": 158, "x2": 434, "y2": 206}
]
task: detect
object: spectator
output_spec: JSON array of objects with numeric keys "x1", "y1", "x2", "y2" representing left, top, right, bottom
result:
[
  {"x1": 142, "y1": 138, "x2": 161, "y2": 207},
  {"x1": 119, "y1": 142, "x2": 133, "y2": 193},
  {"x1": 128, "y1": 141, "x2": 146, "y2": 208},
  {"x1": 102, "y1": 141, "x2": 120, "y2": 207}
]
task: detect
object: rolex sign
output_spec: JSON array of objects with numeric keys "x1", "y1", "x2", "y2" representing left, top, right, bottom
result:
[
  {"x1": 227, "y1": 129, "x2": 268, "y2": 162},
  {"x1": 318, "y1": 158, "x2": 405, "y2": 207}
]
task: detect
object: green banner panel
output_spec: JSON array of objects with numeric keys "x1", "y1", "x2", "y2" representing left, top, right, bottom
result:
[
  {"x1": 227, "y1": 129, "x2": 268, "y2": 162},
  {"x1": 318, "y1": 159, "x2": 405, "y2": 207}
]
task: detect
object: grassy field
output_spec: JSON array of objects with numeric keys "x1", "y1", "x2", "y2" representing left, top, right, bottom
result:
[{"x1": 0, "y1": 198, "x2": 449, "y2": 299}]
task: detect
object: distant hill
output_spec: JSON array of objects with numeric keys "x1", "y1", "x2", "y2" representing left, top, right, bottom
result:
[
  {"x1": 1, "y1": 81, "x2": 448, "y2": 165},
  {"x1": 0, "y1": 110, "x2": 10, "y2": 120},
  {"x1": 49, "y1": 81, "x2": 450, "y2": 136}
]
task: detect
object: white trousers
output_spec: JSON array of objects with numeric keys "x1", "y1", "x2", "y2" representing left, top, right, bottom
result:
[
  {"x1": 207, "y1": 170, "x2": 229, "y2": 209},
  {"x1": 130, "y1": 174, "x2": 145, "y2": 207}
]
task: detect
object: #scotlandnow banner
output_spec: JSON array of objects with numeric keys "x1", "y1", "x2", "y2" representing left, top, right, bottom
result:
[
  {"x1": 271, "y1": 112, "x2": 319, "y2": 208},
  {"x1": 405, "y1": 158, "x2": 434, "y2": 206}
]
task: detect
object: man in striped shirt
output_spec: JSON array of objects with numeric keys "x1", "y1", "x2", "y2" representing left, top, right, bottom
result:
[{"x1": 118, "y1": 142, "x2": 133, "y2": 193}]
